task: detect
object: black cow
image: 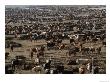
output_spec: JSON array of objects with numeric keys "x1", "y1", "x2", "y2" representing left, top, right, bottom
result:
[
  {"x1": 68, "y1": 46, "x2": 79, "y2": 55},
  {"x1": 56, "y1": 39, "x2": 62, "y2": 44},
  {"x1": 92, "y1": 38, "x2": 99, "y2": 43},
  {"x1": 47, "y1": 41, "x2": 55, "y2": 50},
  {"x1": 68, "y1": 60, "x2": 78, "y2": 65},
  {"x1": 44, "y1": 60, "x2": 51, "y2": 70},
  {"x1": 81, "y1": 47, "x2": 90, "y2": 55},
  {"x1": 102, "y1": 42, "x2": 106, "y2": 46},
  {"x1": 96, "y1": 47, "x2": 101, "y2": 55},
  {"x1": 5, "y1": 52, "x2": 9, "y2": 59},
  {"x1": 90, "y1": 47, "x2": 95, "y2": 53},
  {"x1": 5, "y1": 64, "x2": 15, "y2": 74},
  {"x1": 94, "y1": 66, "x2": 99, "y2": 74},
  {"x1": 12, "y1": 56, "x2": 26, "y2": 70},
  {"x1": 70, "y1": 38, "x2": 74, "y2": 43},
  {"x1": 56, "y1": 65, "x2": 64, "y2": 73},
  {"x1": 73, "y1": 67, "x2": 79, "y2": 73}
]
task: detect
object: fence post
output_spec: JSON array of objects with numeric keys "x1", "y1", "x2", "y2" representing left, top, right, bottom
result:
[{"x1": 91, "y1": 57, "x2": 94, "y2": 74}]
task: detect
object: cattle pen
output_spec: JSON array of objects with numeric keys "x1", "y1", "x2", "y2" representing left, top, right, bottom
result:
[{"x1": 5, "y1": 5, "x2": 106, "y2": 74}]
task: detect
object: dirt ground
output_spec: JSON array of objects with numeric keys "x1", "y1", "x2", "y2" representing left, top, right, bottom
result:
[{"x1": 5, "y1": 39, "x2": 106, "y2": 74}]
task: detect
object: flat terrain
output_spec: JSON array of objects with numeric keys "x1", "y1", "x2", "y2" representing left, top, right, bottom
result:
[{"x1": 5, "y1": 38, "x2": 106, "y2": 74}]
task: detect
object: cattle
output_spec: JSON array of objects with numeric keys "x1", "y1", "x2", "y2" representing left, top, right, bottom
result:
[
  {"x1": 34, "y1": 57, "x2": 39, "y2": 65},
  {"x1": 5, "y1": 64, "x2": 15, "y2": 74},
  {"x1": 90, "y1": 47, "x2": 95, "y2": 53},
  {"x1": 86, "y1": 63, "x2": 92, "y2": 73},
  {"x1": 31, "y1": 48, "x2": 38, "y2": 53},
  {"x1": 67, "y1": 60, "x2": 78, "y2": 65},
  {"x1": 79, "y1": 65, "x2": 86, "y2": 74},
  {"x1": 59, "y1": 44, "x2": 65, "y2": 50},
  {"x1": 11, "y1": 59, "x2": 20, "y2": 70},
  {"x1": 5, "y1": 6, "x2": 106, "y2": 74},
  {"x1": 37, "y1": 50, "x2": 44, "y2": 57},
  {"x1": 96, "y1": 47, "x2": 101, "y2": 55},
  {"x1": 73, "y1": 67, "x2": 79, "y2": 73},
  {"x1": 47, "y1": 41, "x2": 55, "y2": 50},
  {"x1": 11, "y1": 55, "x2": 26, "y2": 70},
  {"x1": 92, "y1": 38, "x2": 99, "y2": 43},
  {"x1": 30, "y1": 51, "x2": 34, "y2": 59},
  {"x1": 56, "y1": 39, "x2": 62, "y2": 44},
  {"x1": 31, "y1": 47, "x2": 45, "y2": 58},
  {"x1": 50, "y1": 69, "x2": 58, "y2": 74},
  {"x1": 102, "y1": 42, "x2": 106, "y2": 46},
  {"x1": 70, "y1": 38, "x2": 75, "y2": 43},
  {"x1": 40, "y1": 45, "x2": 45, "y2": 52},
  {"x1": 44, "y1": 60, "x2": 51, "y2": 70},
  {"x1": 18, "y1": 34, "x2": 30, "y2": 40},
  {"x1": 5, "y1": 41, "x2": 22, "y2": 48},
  {"x1": 56, "y1": 65, "x2": 64, "y2": 74},
  {"x1": 5, "y1": 52, "x2": 9, "y2": 59},
  {"x1": 67, "y1": 46, "x2": 80, "y2": 56},
  {"x1": 23, "y1": 63, "x2": 34, "y2": 70},
  {"x1": 81, "y1": 47, "x2": 90, "y2": 55},
  {"x1": 10, "y1": 44, "x2": 14, "y2": 52},
  {"x1": 68, "y1": 49, "x2": 76, "y2": 56},
  {"x1": 32, "y1": 65, "x2": 42, "y2": 74},
  {"x1": 32, "y1": 33, "x2": 38, "y2": 41},
  {"x1": 94, "y1": 66, "x2": 99, "y2": 74}
]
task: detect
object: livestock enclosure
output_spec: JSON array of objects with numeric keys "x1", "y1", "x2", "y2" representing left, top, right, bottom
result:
[{"x1": 5, "y1": 5, "x2": 106, "y2": 74}]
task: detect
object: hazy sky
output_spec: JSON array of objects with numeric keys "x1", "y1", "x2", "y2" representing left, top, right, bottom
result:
[
  {"x1": 5, "y1": 5, "x2": 106, "y2": 8},
  {"x1": 5, "y1": 5, "x2": 29, "y2": 8}
]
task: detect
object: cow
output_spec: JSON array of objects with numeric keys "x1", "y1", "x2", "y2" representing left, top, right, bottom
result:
[
  {"x1": 94, "y1": 66, "x2": 99, "y2": 74},
  {"x1": 37, "y1": 50, "x2": 44, "y2": 57},
  {"x1": 40, "y1": 45, "x2": 45, "y2": 52},
  {"x1": 5, "y1": 64, "x2": 15, "y2": 74},
  {"x1": 50, "y1": 69, "x2": 58, "y2": 74},
  {"x1": 10, "y1": 44, "x2": 14, "y2": 52},
  {"x1": 72, "y1": 67, "x2": 79, "y2": 73},
  {"x1": 11, "y1": 59, "x2": 20, "y2": 70},
  {"x1": 30, "y1": 51, "x2": 34, "y2": 59},
  {"x1": 96, "y1": 47, "x2": 101, "y2": 55},
  {"x1": 34, "y1": 57, "x2": 39, "y2": 65},
  {"x1": 31, "y1": 47, "x2": 38, "y2": 53},
  {"x1": 86, "y1": 62, "x2": 92, "y2": 73},
  {"x1": 5, "y1": 52, "x2": 9, "y2": 59},
  {"x1": 79, "y1": 65, "x2": 86, "y2": 74},
  {"x1": 70, "y1": 38, "x2": 75, "y2": 43},
  {"x1": 43, "y1": 60, "x2": 51, "y2": 70},
  {"x1": 32, "y1": 65, "x2": 42, "y2": 74},
  {"x1": 92, "y1": 38, "x2": 99, "y2": 43},
  {"x1": 59, "y1": 44, "x2": 65, "y2": 50},
  {"x1": 81, "y1": 47, "x2": 90, "y2": 55},
  {"x1": 67, "y1": 60, "x2": 78, "y2": 65},
  {"x1": 102, "y1": 42, "x2": 106, "y2": 46},
  {"x1": 67, "y1": 46, "x2": 80, "y2": 56},
  {"x1": 31, "y1": 47, "x2": 45, "y2": 58},
  {"x1": 11, "y1": 56, "x2": 26, "y2": 70},
  {"x1": 90, "y1": 47, "x2": 95, "y2": 53},
  {"x1": 56, "y1": 65, "x2": 64, "y2": 74},
  {"x1": 47, "y1": 41, "x2": 55, "y2": 50},
  {"x1": 56, "y1": 39, "x2": 62, "y2": 44}
]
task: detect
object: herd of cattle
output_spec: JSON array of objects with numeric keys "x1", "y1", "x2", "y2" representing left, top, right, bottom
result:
[{"x1": 5, "y1": 5, "x2": 106, "y2": 74}]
